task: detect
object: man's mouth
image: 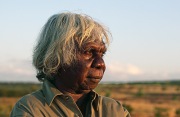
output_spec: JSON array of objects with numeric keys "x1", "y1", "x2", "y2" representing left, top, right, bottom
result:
[
  {"x1": 87, "y1": 70, "x2": 104, "y2": 82},
  {"x1": 87, "y1": 76, "x2": 102, "y2": 83}
]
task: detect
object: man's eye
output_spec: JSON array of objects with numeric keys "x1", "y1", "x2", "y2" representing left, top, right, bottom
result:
[
  {"x1": 83, "y1": 49, "x2": 94, "y2": 59},
  {"x1": 84, "y1": 50, "x2": 93, "y2": 55}
]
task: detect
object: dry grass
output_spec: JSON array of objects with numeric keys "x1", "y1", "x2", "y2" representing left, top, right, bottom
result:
[
  {"x1": 95, "y1": 83, "x2": 180, "y2": 117},
  {"x1": 0, "y1": 82, "x2": 180, "y2": 117},
  {"x1": 0, "y1": 97, "x2": 19, "y2": 117}
]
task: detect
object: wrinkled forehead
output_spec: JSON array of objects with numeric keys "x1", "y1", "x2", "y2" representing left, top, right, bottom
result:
[
  {"x1": 80, "y1": 40, "x2": 106, "y2": 53},
  {"x1": 80, "y1": 33, "x2": 107, "y2": 47}
]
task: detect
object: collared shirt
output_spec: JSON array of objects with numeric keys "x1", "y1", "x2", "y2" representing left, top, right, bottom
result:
[{"x1": 11, "y1": 80, "x2": 131, "y2": 117}]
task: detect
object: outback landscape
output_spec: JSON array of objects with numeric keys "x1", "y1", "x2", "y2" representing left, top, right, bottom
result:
[{"x1": 0, "y1": 80, "x2": 180, "y2": 117}]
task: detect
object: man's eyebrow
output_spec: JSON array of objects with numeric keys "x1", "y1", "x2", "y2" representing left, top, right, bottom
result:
[{"x1": 85, "y1": 44, "x2": 106, "y2": 50}]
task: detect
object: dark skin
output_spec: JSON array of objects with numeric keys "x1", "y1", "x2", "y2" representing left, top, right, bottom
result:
[{"x1": 54, "y1": 41, "x2": 106, "y2": 116}]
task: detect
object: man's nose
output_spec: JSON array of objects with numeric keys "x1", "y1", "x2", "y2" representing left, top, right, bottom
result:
[{"x1": 92, "y1": 56, "x2": 106, "y2": 70}]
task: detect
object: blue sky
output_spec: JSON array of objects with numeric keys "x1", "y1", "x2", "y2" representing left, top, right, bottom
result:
[{"x1": 0, "y1": 0, "x2": 180, "y2": 82}]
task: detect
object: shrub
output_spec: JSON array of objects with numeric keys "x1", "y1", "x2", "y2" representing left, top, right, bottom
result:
[
  {"x1": 105, "y1": 90, "x2": 111, "y2": 97},
  {"x1": 154, "y1": 107, "x2": 169, "y2": 117},
  {"x1": 135, "y1": 88, "x2": 143, "y2": 97},
  {"x1": 123, "y1": 104, "x2": 133, "y2": 113},
  {"x1": 176, "y1": 108, "x2": 180, "y2": 116}
]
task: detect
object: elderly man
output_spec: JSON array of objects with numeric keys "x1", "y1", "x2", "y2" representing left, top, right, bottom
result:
[{"x1": 11, "y1": 12, "x2": 131, "y2": 117}]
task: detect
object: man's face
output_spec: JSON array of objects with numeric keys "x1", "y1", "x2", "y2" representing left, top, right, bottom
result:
[{"x1": 56, "y1": 41, "x2": 106, "y2": 93}]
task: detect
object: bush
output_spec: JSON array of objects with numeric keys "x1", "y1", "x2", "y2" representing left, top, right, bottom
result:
[
  {"x1": 176, "y1": 108, "x2": 180, "y2": 116},
  {"x1": 154, "y1": 107, "x2": 169, "y2": 117},
  {"x1": 105, "y1": 90, "x2": 111, "y2": 97},
  {"x1": 135, "y1": 88, "x2": 143, "y2": 97},
  {"x1": 123, "y1": 104, "x2": 133, "y2": 113},
  {"x1": 0, "y1": 83, "x2": 41, "y2": 97}
]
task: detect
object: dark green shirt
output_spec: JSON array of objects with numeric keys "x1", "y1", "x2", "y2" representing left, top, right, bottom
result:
[{"x1": 11, "y1": 80, "x2": 131, "y2": 117}]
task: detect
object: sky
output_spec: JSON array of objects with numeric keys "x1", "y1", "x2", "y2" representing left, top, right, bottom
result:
[{"x1": 0, "y1": 0, "x2": 180, "y2": 82}]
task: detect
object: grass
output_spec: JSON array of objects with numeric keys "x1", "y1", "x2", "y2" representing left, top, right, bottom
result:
[{"x1": 0, "y1": 81, "x2": 180, "y2": 117}]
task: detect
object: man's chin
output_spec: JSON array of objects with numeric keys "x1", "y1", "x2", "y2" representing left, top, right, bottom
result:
[
  {"x1": 75, "y1": 88, "x2": 91, "y2": 94},
  {"x1": 77, "y1": 83, "x2": 97, "y2": 93}
]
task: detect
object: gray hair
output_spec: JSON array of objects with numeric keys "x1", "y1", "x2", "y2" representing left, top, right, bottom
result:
[{"x1": 33, "y1": 12, "x2": 110, "y2": 81}]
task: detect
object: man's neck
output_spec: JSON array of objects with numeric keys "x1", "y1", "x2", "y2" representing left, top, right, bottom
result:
[
  {"x1": 53, "y1": 80, "x2": 90, "y2": 100},
  {"x1": 53, "y1": 79, "x2": 91, "y2": 116}
]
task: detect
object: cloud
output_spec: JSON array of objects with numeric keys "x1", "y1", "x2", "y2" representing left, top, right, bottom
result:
[
  {"x1": 0, "y1": 59, "x2": 37, "y2": 82},
  {"x1": 108, "y1": 63, "x2": 143, "y2": 75},
  {"x1": 0, "y1": 59, "x2": 34, "y2": 75},
  {"x1": 0, "y1": 59, "x2": 179, "y2": 82},
  {"x1": 102, "y1": 62, "x2": 143, "y2": 82},
  {"x1": 102, "y1": 62, "x2": 180, "y2": 82}
]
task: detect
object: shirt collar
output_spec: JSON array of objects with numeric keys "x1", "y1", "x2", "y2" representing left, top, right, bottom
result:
[
  {"x1": 42, "y1": 80, "x2": 101, "y2": 109},
  {"x1": 42, "y1": 80, "x2": 63, "y2": 106},
  {"x1": 89, "y1": 90, "x2": 100, "y2": 111}
]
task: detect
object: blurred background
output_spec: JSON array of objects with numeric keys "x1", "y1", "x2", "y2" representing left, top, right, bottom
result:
[
  {"x1": 1, "y1": 0, "x2": 180, "y2": 83},
  {"x1": 0, "y1": 0, "x2": 180, "y2": 117}
]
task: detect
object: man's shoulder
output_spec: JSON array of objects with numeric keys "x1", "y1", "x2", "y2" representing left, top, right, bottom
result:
[
  {"x1": 97, "y1": 95, "x2": 131, "y2": 117},
  {"x1": 98, "y1": 95, "x2": 123, "y2": 107},
  {"x1": 10, "y1": 90, "x2": 45, "y2": 117},
  {"x1": 15, "y1": 89, "x2": 44, "y2": 107}
]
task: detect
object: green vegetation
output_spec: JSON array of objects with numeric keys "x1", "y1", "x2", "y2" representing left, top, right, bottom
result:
[
  {"x1": 0, "y1": 83, "x2": 41, "y2": 97},
  {"x1": 1, "y1": 80, "x2": 179, "y2": 97},
  {"x1": 176, "y1": 108, "x2": 180, "y2": 116},
  {"x1": 0, "y1": 80, "x2": 180, "y2": 117},
  {"x1": 105, "y1": 89, "x2": 111, "y2": 97},
  {"x1": 154, "y1": 107, "x2": 169, "y2": 117},
  {"x1": 135, "y1": 87, "x2": 144, "y2": 97},
  {"x1": 0, "y1": 105, "x2": 12, "y2": 117},
  {"x1": 123, "y1": 104, "x2": 133, "y2": 113}
]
